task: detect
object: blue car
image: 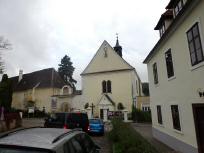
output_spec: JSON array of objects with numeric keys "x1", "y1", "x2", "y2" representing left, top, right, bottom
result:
[{"x1": 89, "y1": 118, "x2": 104, "y2": 135}]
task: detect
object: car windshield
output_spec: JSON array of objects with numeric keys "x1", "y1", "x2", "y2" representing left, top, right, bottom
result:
[
  {"x1": 0, "y1": 148, "x2": 49, "y2": 153},
  {"x1": 89, "y1": 119, "x2": 102, "y2": 124}
]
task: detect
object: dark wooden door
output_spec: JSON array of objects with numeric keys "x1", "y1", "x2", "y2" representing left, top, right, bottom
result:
[
  {"x1": 193, "y1": 104, "x2": 204, "y2": 153},
  {"x1": 100, "y1": 109, "x2": 104, "y2": 119}
]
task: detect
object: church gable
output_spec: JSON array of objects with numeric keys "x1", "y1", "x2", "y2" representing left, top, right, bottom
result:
[
  {"x1": 81, "y1": 40, "x2": 134, "y2": 75},
  {"x1": 98, "y1": 94, "x2": 115, "y2": 106}
]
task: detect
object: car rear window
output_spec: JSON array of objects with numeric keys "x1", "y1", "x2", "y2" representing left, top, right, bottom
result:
[
  {"x1": 67, "y1": 113, "x2": 81, "y2": 123},
  {"x1": 53, "y1": 113, "x2": 65, "y2": 122},
  {"x1": 66, "y1": 113, "x2": 88, "y2": 124},
  {"x1": 90, "y1": 119, "x2": 102, "y2": 124}
]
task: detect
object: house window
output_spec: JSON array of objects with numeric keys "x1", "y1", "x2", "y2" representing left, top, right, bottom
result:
[
  {"x1": 174, "y1": 0, "x2": 184, "y2": 16},
  {"x1": 157, "y1": 105, "x2": 163, "y2": 124},
  {"x1": 153, "y1": 63, "x2": 158, "y2": 84},
  {"x1": 171, "y1": 105, "x2": 181, "y2": 131},
  {"x1": 187, "y1": 23, "x2": 204, "y2": 66},
  {"x1": 102, "y1": 81, "x2": 106, "y2": 93},
  {"x1": 165, "y1": 49, "x2": 174, "y2": 78},
  {"x1": 160, "y1": 24, "x2": 166, "y2": 37},
  {"x1": 63, "y1": 87, "x2": 69, "y2": 95},
  {"x1": 142, "y1": 106, "x2": 150, "y2": 112},
  {"x1": 107, "y1": 80, "x2": 111, "y2": 93},
  {"x1": 102, "y1": 80, "x2": 112, "y2": 93}
]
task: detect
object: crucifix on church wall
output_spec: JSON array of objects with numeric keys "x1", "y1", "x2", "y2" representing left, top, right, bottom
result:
[{"x1": 90, "y1": 103, "x2": 95, "y2": 118}]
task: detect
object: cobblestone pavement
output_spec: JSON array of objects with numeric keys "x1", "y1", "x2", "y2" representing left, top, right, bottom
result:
[
  {"x1": 131, "y1": 123, "x2": 180, "y2": 153},
  {"x1": 91, "y1": 134, "x2": 111, "y2": 153},
  {"x1": 22, "y1": 118, "x2": 111, "y2": 153}
]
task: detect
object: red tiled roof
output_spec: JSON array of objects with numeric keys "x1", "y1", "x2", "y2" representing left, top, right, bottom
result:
[{"x1": 154, "y1": 9, "x2": 173, "y2": 30}]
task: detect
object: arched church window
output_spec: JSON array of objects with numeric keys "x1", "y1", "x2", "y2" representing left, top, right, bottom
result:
[
  {"x1": 107, "y1": 80, "x2": 111, "y2": 93},
  {"x1": 102, "y1": 81, "x2": 106, "y2": 93}
]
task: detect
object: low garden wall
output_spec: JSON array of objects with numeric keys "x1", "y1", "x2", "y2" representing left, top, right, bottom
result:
[{"x1": 0, "y1": 112, "x2": 22, "y2": 132}]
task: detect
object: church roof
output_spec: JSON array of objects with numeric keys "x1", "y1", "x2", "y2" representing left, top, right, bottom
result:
[
  {"x1": 81, "y1": 40, "x2": 135, "y2": 75},
  {"x1": 104, "y1": 94, "x2": 115, "y2": 106},
  {"x1": 10, "y1": 68, "x2": 66, "y2": 92},
  {"x1": 98, "y1": 94, "x2": 115, "y2": 106}
]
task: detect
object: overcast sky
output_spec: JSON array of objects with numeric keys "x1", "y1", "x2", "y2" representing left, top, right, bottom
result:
[{"x1": 0, "y1": 0, "x2": 169, "y2": 89}]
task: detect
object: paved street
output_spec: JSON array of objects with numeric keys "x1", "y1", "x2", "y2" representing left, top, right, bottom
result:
[
  {"x1": 131, "y1": 123, "x2": 180, "y2": 153},
  {"x1": 22, "y1": 118, "x2": 111, "y2": 153},
  {"x1": 91, "y1": 135, "x2": 111, "y2": 153}
]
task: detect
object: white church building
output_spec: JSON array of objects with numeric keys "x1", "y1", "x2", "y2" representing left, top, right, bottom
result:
[{"x1": 80, "y1": 38, "x2": 144, "y2": 119}]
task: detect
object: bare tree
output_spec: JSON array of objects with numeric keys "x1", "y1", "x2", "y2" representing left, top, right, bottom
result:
[{"x1": 0, "y1": 36, "x2": 12, "y2": 74}]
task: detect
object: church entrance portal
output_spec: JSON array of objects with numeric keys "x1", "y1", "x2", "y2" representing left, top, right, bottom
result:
[{"x1": 100, "y1": 109, "x2": 103, "y2": 119}]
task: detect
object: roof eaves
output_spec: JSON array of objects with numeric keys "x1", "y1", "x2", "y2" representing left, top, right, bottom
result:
[
  {"x1": 166, "y1": 0, "x2": 180, "y2": 9},
  {"x1": 154, "y1": 10, "x2": 173, "y2": 30},
  {"x1": 143, "y1": 0, "x2": 196, "y2": 64}
]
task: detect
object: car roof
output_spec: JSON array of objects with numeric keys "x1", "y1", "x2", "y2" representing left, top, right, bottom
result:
[{"x1": 0, "y1": 128, "x2": 82, "y2": 150}]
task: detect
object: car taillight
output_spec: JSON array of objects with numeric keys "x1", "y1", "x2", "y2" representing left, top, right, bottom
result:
[
  {"x1": 88, "y1": 125, "x2": 90, "y2": 131},
  {"x1": 64, "y1": 124, "x2": 68, "y2": 129}
]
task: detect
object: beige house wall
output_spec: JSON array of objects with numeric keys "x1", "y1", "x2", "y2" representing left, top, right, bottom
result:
[
  {"x1": 136, "y1": 96, "x2": 150, "y2": 110},
  {"x1": 147, "y1": 0, "x2": 204, "y2": 149},
  {"x1": 12, "y1": 92, "x2": 25, "y2": 110},
  {"x1": 12, "y1": 88, "x2": 61, "y2": 112},
  {"x1": 54, "y1": 95, "x2": 85, "y2": 112}
]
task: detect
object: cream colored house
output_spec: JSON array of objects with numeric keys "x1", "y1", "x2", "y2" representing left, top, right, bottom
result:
[
  {"x1": 11, "y1": 68, "x2": 67, "y2": 112},
  {"x1": 81, "y1": 39, "x2": 144, "y2": 119},
  {"x1": 51, "y1": 90, "x2": 84, "y2": 112},
  {"x1": 144, "y1": 0, "x2": 204, "y2": 153}
]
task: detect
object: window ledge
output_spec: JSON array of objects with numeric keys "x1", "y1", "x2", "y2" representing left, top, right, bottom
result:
[
  {"x1": 168, "y1": 76, "x2": 176, "y2": 81},
  {"x1": 190, "y1": 61, "x2": 204, "y2": 71},
  {"x1": 173, "y1": 129, "x2": 183, "y2": 135}
]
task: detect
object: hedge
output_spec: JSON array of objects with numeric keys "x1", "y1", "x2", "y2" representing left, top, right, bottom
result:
[
  {"x1": 108, "y1": 119, "x2": 158, "y2": 153},
  {"x1": 132, "y1": 108, "x2": 152, "y2": 123}
]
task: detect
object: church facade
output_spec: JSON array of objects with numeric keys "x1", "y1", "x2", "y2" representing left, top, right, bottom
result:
[{"x1": 81, "y1": 39, "x2": 144, "y2": 118}]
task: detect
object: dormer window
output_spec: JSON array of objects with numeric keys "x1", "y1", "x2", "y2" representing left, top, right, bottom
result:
[
  {"x1": 174, "y1": 0, "x2": 184, "y2": 16},
  {"x1": 155, "y1": 10, "x2": 173, "y2": 37},
  {"x1": 159, "y1": 24, "x2": 166, "y2": 37},
  {"x1": 166, "y1": 0, "x2": 186, "y2": 17}
]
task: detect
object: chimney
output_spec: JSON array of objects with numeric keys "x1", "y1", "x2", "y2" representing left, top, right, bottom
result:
[{"x1": 18, "y1": 70, "x2": 23, "y2": 82}]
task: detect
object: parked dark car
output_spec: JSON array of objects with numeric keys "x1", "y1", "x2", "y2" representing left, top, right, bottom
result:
[
  {"x1": 44, "y1": 112, "x2": 89, "y2": 132},
  {"x1": 89, "y1": 118, "x2": 104, "y2": 135}
]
